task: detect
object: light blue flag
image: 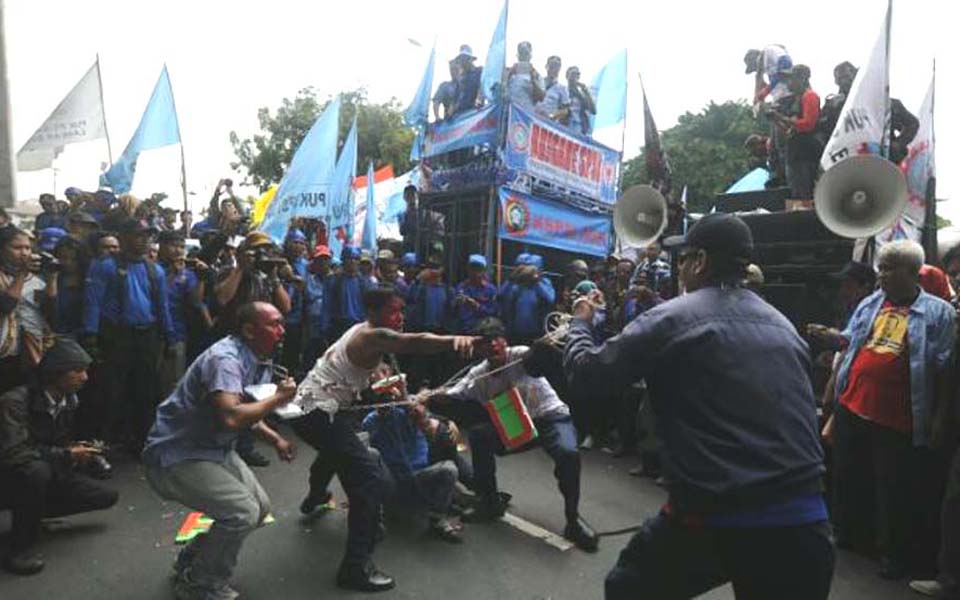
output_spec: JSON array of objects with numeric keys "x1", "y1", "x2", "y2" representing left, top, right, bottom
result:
[
  {"x1": 327, "y1": 115, "x2": 358, "y2": 258},
  {"x1": 361, "y1": 162, "x2": 378, "y2": 253},
  {"x1": 404, "y1": 45, "x2": 435, "y2": 127},
  {"x1": 480, "y1": 0, "x2": 508, "y2": 103},
  {"x1": 409, "y1": 127, "x2": 424, "y2": 162},
  {"x1": 101, "y1": 66, "x2": 181, "y2": 193},
  {"x1": 590, "y1": 49, "x2": 628, "y2": 130},
  {"x1": 259, "y1": 96, "x2": 341, "y2": 243}
]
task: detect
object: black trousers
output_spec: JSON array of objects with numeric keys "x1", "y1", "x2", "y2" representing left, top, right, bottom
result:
[
  {"x1": 289, "y1": 411, "x2": 393, "y2": 568},
  {"x1": 833, "y1": 406, "x2": 945, "y2": 571},
  {"x1": 0, "y1": 460, "x2": 118, "y2": 553},
  {"x1": 605, "y1": 512, "x2": 835, "y2": 600},
  {"x1": 99, "y1": 323, "x2": 161, "y2": 449},
  {"x1": 939, "y1": 447, "x2": 960, "y2": 592}
]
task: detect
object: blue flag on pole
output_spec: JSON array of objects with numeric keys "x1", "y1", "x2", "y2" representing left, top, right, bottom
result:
[
  {"x1": 480, "y1": 0, "x2": 508, "y2": 103},
  {"x1": 259, "y1": 96, "x2": 341, "y2": 243},
  {"x1": 328, "y1": 115, "x2": 358, "y2": 258},
  {"x1": 361, "y1": 161, "x2": 378, "y2": 254},
  {"x1": 101, "y1": 66, "x2": 181, "y2": 193},
  {"x1": 404, "y1": 45, "x2": 435, "y2": 127},
  {"x1": 590, "y1": 49, "x2": 628, "y2": 130}
]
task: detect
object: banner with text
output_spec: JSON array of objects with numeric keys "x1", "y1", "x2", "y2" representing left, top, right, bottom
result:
[
  {"x1": 504, "y1": 104, "x2": 620, "y2": 205},
  {"x1": 498, "y1": 187, "x2": 611, "y2": 257},
  {"x1": 423, "y1": 104, "x2": 500, "y2": 157}
]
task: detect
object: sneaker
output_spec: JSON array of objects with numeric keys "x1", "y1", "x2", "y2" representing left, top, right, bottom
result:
[
  {"x1": 299, "y1": 491, "x2": 333, "y2": 515},
  {"x1": 2, "y1": 550, "x2": 45, "y2": 576},
  {"x1": 428, "y1": 517, "x2": 464, "y2": 544},
  {"x1": 909, "y1": 580, "x2": 948, "y2": 597},
  {"x1": 239, "y1": 448, "x2": 270, "y2": 468},
  {"x1": 579, "y1": 435, "x2": 595, "y2": 450},
  {"x1": 173, "y1": 570, "x2": 239, "y2": 600},
  {"x1": 336, "y1": 561, "x2": 395, "y2": 592},
  {"x1": 563, "y1": 516, "x2": 599, "y2": 553}
]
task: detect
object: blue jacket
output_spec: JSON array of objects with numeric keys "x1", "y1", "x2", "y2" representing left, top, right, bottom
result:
[
  {"x1": 322, "y1": 273, "x2": 370, "y2": 329},
  {"x1": 165, "y1": 267, "x2": 199, "y2": 344},
  {"x1": 304, "y1": 271, "x2": 328, "y2": 340},
  {"x1": 502, "y1": 278, "x2": 555, "y2": 339},
  {"x1": 284, "y1": 256, "x2": 309, "y2": 326},
  {"x1": 362, "y1": 407, "x2": 429, "y2": 476},
  {"x1": 836, "y1": 289, "x2": 955, "y2": 447},
  {"x1": 454, "y1": 279, "x2": 499, "y2": 333},
  {"x1": 564, "y1": 286, "x2": 824, "y2": 515},
  {"x1": 408, "y1": 281, "x2": 452, "y2": 331},
  {"x1": 82, "y1": 256, "x2": 174, "y2": 340}
]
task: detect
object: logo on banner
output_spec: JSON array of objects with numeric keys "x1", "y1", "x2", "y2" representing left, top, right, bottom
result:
[
  {"x1": 509, "y1": 122, "x2": 530, "y2": 153},
  {"x1": 503, "y1": 195, "x2": 530, "y2": 234}
]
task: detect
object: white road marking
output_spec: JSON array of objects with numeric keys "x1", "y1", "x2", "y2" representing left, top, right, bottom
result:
[{"x1": 500, "y1": 512, "x2": 574, "y2": 552}]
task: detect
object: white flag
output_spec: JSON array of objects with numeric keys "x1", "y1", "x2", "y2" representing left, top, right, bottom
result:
[
  {"x1": 876, "y1": 76, "x2": 935, "y2": 245},
  {"x1": 16, "y1": 61, "x2": 107, "y2": 171},
  {"x1": 819, "y1": 2, "x2": 890, "y2": 171}
]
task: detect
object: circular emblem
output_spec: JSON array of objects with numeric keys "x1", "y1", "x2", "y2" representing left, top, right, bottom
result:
[
  {"x1": 503, "y1": 196, "x2": 530, "y2": 234},
  {"x1": 509, "y1": 122, "x2": 530, "y2": 152}
]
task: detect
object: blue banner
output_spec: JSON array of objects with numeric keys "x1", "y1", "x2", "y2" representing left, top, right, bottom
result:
[
  {"x1": 504, "y1": 104, "x2": 621, "y2": 205},
  {"x1": 498, "y1": 188, "x2": 611, "y2": 257},
  {"x1": 480, "y1": 1, "x2": 508, "y2": 103},
  {"x1": 423, "y1": 104, "x2": 499, "y2": 157},
  {"x1": 590, "y1": 49, "x2": 627, "y2": 129},
  {"x1": 102, "y1": 66, "x2": 181, "y2": 193},
  {"x1": 260, "y1": 97, "x2": 341, "y2": 243},
  {"x1": 404, "y1": 45, "x2": 435, "y2": 127}
]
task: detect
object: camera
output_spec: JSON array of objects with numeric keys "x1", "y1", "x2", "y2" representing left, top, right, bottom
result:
[
  {"x1": 249, "y1": 247, "x2": 287, "y2": 273},
  {"x1": 39, "y1": 252, "x2": 61, "y2": 273}
]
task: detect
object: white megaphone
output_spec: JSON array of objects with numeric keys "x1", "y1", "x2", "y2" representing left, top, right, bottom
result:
[
  {"x1": 813, "y1": 155, "x2": 908, "y2": 239},
  {"x1": 614, "y1": 185, "x2": 668, "y2": 248}
]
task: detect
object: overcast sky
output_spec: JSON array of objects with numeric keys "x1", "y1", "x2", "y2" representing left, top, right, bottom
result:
[{"x1": 4, "y1": 0, "x2": 956, "y2": 219}]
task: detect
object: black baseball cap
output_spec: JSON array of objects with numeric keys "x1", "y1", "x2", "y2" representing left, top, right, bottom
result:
[
  {"x1": 473, "y1": 317, "x2": 506, "y2": 339},
  {"x1": 829, "y1": 261, "x2": 876, "y2": 287},
  {"x1": 663, "y1": 213, "x2": 753, "y2": 262}
]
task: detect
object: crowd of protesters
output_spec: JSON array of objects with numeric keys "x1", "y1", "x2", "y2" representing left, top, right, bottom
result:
[{"x1": 2, "y1": 177, "x2": 960, "y2": 600}]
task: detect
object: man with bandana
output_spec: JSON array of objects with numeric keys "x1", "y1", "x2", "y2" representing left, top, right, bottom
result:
[{"x1": 284, "y1": 285, "x2": 477, "y2": 592}]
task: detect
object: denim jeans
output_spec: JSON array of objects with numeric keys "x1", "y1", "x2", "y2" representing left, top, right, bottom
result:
[
  {"x1": 386, "y1": 459, "x2": 459, "y2": 515},
  {"x1": 469, "y1": 413, "x2": 581, "y2": 521},
  {"x1": 605, "y1": 513, "x2": 835, "y2": 600},
  {"x1": 144, "y1": 451, "x2": 271, "y2": 590},
  {"x1": 290, "y1": 410, "x2": 393, "y2": 568}
]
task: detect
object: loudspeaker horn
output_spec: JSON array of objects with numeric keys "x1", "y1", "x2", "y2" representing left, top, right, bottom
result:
[
  {"x1": 614, "y1": 185, "x2": 668, "y2": 248},
  {"x1": 813, "y1": 155, "x2": 908, "y2": 239}
]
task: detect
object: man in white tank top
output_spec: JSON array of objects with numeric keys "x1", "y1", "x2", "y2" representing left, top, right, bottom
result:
[{"x1": 283, "y1": 285, "x2": 476, "y2": 592}]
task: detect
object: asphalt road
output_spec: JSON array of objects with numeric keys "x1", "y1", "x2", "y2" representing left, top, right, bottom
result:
[{"x1": 1, "y1": 433, "x2": 922, "y2": 600}]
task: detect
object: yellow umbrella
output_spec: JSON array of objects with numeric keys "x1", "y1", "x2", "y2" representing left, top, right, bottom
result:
[{"x1": 251, "y1": 185, "x2": 278, "y2": 226}]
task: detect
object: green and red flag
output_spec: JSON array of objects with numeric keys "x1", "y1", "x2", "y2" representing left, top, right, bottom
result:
[{"x1": 485, "y1": 387, "x2": 537, "y2": 450}]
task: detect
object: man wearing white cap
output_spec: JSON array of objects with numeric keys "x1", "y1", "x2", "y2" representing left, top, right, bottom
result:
[{"x1": 453, "y1": 44, "x2": 482, "y2": 116}]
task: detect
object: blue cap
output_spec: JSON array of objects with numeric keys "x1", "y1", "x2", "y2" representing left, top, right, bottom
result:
[
  {"x1": 515, "y1": 253, "x2": 531, "y2": 266},
  {"x1": 38, "y1": 227, "x2": 68, "y2": 252},
  {"x1": 468, "y1": 254, "x2": 487, "y2": 268},
  {"x1": 341, "y1": 245, "x2": 361, "y2": 260},
  {"x1": 94, "y1": 189, "x2": 117, "y2": 206},
  {"x1": 286, "y1": 228, "x2": 307, "y2": 243},
  {"x1": 64, "y1": 187, "x2": 83, "y2": 198},
  {"x1": 529, "y1": 254, "x2": 544, "y2": 270},
  {"x1": 401, "y1": 252, "x2": 418, "y2": 266}
]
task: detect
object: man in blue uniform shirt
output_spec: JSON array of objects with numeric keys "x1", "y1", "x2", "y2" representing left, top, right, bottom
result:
[
  {"x1": 558, "y1": 213, "x2": 834, "y2": 600},
  {"x1": 454, "y1": 254, "x2": 498, "y2": 334},
  {"x1": 323, "y1": 245, "x2": 374, "y2": 341}
]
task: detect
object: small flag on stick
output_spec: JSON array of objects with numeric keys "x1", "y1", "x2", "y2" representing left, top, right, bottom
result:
[{"x1": 485, "y1": 387, "x2": 537, "y2": 450}]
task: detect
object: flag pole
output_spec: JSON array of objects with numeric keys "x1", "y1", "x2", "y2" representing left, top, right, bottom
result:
[
  {"x1": 163, "y1": 64, "x2": 188, "y2": 212},
  {"x1": 0, "y1": 0, "x2": 17, "y2": 208},
  {"x1": 880, "y1": 0, "x2": 892, "y2": 158},
  {"x1": 96, "y1": 54, "x2": 114, "y2": 166}
]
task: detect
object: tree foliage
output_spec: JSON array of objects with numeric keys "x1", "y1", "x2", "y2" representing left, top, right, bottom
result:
[
  {"x1": 230, "y1": 88, "x2": 415, "y2": 192},
  {"x1": 622, "y1": 101, "x2": 766, "y2": 214}
]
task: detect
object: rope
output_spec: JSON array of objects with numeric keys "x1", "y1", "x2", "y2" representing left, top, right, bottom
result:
[{"x1": 596, "y1": 524, "x2": 644, "y2": 537}]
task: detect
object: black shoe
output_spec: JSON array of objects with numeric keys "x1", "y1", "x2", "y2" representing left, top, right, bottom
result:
[
  {"x1": 86, "y1": 454, "x2": 113, "y2": 480},
  {"x1": 336, "y1": 562, "x2": 395, "y2": 592},
  {"x1": 299, "y1": 491, "x2": 333, "y2": 515},
  {"x1": 462, "y1": 495, "x2": 506, "y2": 523},
  {"x1": 3, "y1": 551, "x2": 45, "y2": 575},
  {"x1": 564, "y1": 516, "x2": 599, "y2": 553},
  {"x1": 878, "y1": 557, "x2": 907, "y2": 580},
  {"x1": 239, "y1": 449, "x2": 270, "y2": 467}
]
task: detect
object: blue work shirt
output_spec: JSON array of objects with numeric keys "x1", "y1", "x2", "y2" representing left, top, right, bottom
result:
[
  {"x1": 504, "y1": 279, "x2": 555, "y2": 339},
  {"x1": 454, "y1": 279, "x2": 499, "y2": 333},
  {"x1": 304, "y1": 270, "x2": 328, "y2": 340},
  {"x1": 455, "y1": 66, "x2": 482, "y2": 114},
  {"x1": 284, "y1": 256, "x2": 309, "y2": 326},
  {"x1": 54, "y1": 284, "x2": 84, "y2": 337},
  {"x1": 165, "y1": 267, "x2": 199, "y2": 344},
  {"x1": 564, "y1": 286, "x2": 825, "y2": 517},
  {"x1": 323, "y1": 273, "x2": 369, "y2": 328},
  {"x1": 143, "y1": 336, "x2": 272, "y2": 468},
  {"x1": 835, "y1": 289, "x2": 955, "y2": 447},
  {"x1": 408, "y1": 281, "x2": 452, "y2": 331},
  {"x1": 35, "y1": 212, "x2": 65, "y2": 231},
  {"x1": 82, "y1": 256, "x2": 174, "y2": 339},
  {"x1": 362, "y1": 407, "x2": 429, "y2": 475}
]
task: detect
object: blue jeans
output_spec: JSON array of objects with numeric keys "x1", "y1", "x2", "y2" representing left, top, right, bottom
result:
[{"x1": 469, "y1": 413, "x2": 581, "y2": 521}]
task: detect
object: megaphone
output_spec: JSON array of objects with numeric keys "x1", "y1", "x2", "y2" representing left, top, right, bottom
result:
[
  {"x1": 614, "y1": 185, "x2": 668, "y2": 248},
  {"x1": 813, "y1": 155, "x2": 908, "y2": 239}
]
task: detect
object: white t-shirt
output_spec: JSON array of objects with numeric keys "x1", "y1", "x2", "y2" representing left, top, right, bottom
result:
[
  {"x1": 446, "y1": 346, "x2": 569, "y2": 419},
  {"x1": 761, "y1": 44, "x2": 792, "y2": 101},
  {"x1": 291, "y1": 323, "x2": 375, "y2": 417}
]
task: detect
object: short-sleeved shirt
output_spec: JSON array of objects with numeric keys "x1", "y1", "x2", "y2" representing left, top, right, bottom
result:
[
  {"x1": 142, "y1": 336, "x2": 272, "y2": 467},
  {"x1": 537, "y1": 84, "x2": 570, "y2": 121},
  {"x1": 839, "y1": 300, "x2": 912, "y2": 433},
  {"x1": 167, "y1": 268, "x2": 199, "y2": 343}
]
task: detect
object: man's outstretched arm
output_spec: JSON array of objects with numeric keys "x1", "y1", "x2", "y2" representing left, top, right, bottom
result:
[{"x1": 349, "y1": 327, "x2": 477, "y2": 365}]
